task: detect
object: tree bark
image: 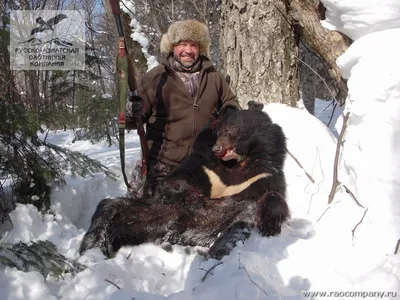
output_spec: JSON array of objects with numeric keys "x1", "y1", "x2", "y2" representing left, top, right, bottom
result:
[
  {"x1": 289, "y1": 0, "x2": 352, "y2": 102},
  {"x1": 220, "y1": 0, "x2": 299, "y2": 107},
  {"x1": 122, "y1": 13, "x2": 148, "y2": 83}
]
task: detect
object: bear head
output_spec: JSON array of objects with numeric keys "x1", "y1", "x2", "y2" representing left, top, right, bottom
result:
[{"x1": 211, "y1": 101, "x2": 285, "y2": 163}]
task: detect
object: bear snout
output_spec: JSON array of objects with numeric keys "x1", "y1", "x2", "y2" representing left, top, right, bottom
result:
[{"x1": 212, "y1": 143, "x2": 223, "y2": 153}]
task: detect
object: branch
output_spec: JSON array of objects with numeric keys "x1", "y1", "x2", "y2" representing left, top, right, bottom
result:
[
  {"x1": 351, "y1": 208, "x2": 369, "y2": 241},
  {"x1": 238, "y1": 253, "x2": 268, "y2": 296},
  {"x1": 321, "y1": 100, "x2": 334, "y2": 113},
  {"x1": 43, "y1": 128, "x2": 50, "y2": 143},
  {"x1": 343, "y1": 185, "x2": 364, "y2": 208},
  {"x1": 328, "y1": 112, "x2": 350, "y2": 204},
  {"x1": 240, "y1": 266, "x2": 269, "y2": 296},
  {"x1": 287, "y1": 149, "x2": 315, "y2": 183},
  {"x1": 289, "y1": 0, "x2": 351, "y2": 101},
  {"x1": 394, "y1": 239, "x2": 400, "y2": 255},
  {"x1": 273, "y1": 0, "x2": 350, "y2": 104},
  {"x1": 200, "y1": 261, "x2": 223, "y2": 282},
  {"x1": 120, "y1": 0, "x2": 135, "y2": 16},
  {"x1": 105, "y1": 279, "x2": 121, "y2": 290},
  {"x1": 316, "y1": 206, "x2": 330, "y2": 222},
  {"x1": 296, "y1": 56, "x2": 341, "y2": 110},
  {"x1": 188, "y1": 0, "x2": 207, "y2": 23},
  {"x1": 326, "y1": 102, "x2": 337, "y2": 127}
]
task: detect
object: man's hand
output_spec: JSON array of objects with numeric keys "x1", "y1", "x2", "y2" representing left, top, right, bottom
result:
[
  {"x1": 128, "y1": 94, "x2": 143, "y2": 118},
  {"x1": 126, "y1": 93, "x2": 143, "y2": 130}
]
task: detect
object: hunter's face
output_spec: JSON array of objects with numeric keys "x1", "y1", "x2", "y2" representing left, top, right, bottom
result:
[{"x1": 173, "y1": 40, "x2": 200, "y2": 68}]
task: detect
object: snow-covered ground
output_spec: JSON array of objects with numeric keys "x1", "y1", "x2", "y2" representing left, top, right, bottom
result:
[{"x1": 1, "y1": 0, "x2": 400, "y2": 299}]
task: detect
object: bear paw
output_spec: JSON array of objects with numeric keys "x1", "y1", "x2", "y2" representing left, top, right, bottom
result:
[{"x1": 257, "y1": 217, "x2": 282, "y2": 237}]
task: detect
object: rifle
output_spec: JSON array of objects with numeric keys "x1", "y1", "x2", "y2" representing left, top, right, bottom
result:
[{"x1": 109, "y1": 0, "x2": 148, "y2": 189}]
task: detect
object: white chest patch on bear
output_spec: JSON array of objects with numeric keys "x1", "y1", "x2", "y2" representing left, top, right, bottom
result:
[{"x1": 202, "y1": 166, "x2": 270, "y2": 199}]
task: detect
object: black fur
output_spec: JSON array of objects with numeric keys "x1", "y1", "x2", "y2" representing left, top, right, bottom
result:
[{"x1": 80, "y1": 103, "x2": 289, "y2": 259}]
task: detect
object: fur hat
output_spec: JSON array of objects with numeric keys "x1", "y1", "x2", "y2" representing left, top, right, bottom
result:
[{"x1": 160, "y1": 20, "x2": 211, "y2": 57}]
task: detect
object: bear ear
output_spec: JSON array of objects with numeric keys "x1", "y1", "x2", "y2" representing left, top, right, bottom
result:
[
  {"x1": 218, "y1": 104, "x2": 238, "y2": 118},
  {"x1": 247, "y1": 101, "x2": 264, "y2": 111},
  {"x1": 211, "y1": 104, "x2": 237, "y2": 131}
]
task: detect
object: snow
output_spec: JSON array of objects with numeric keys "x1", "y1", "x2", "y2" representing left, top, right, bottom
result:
[
  {"x1": 102, "y1": 93, "x2": 112, "y2": 99},
  {"x1": 121, "y1": 0, "x2": 159, "y2": 71},
  {"x1": 321, "y1": 0, "x2": 400, "y2": 40},
  {"x1": 2, "y1": 1, "x2": 400, "y2": 299},
  {"x1": 336, "y1": 28, "x2": 400, "y2": 256}
]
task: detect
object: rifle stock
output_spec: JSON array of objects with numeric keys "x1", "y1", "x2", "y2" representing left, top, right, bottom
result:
[
  {"x1": 110, "y1": 0, "x2": 148, "y2": 189},
  {"x1": 109, "y1": 0, "x2": 121, "y2": 14}
]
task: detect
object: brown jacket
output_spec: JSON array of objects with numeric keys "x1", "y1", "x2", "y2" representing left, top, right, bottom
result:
[{"x1": 128, "y1": 56, "x2": 240, "y2": 167}]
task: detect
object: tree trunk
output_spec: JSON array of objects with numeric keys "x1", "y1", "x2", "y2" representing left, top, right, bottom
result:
[
  {"x1": 72, "y1": 70, "x2": 76, "y2": 115},
  {"x1": 289, "y1": 0, "x2": 352, "y2": 103},
  {"x1": 42, "y1": 70, "x2": 49, "y2": 112},
  {"x1": 220, "y1": 0, "x2": 299, "y2": 108},
  {"x1": 122, "y1": 13, "x2": 148, "y2": 83}
]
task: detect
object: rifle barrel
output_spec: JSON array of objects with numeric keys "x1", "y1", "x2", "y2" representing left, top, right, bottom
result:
[{"x1": 114, "y1": 15, "x2": 125, "y2": 37}]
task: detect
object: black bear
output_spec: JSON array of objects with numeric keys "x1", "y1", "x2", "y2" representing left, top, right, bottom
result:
[{"x1": 79, "y1": 101, "x2": 289, "y2": 259}]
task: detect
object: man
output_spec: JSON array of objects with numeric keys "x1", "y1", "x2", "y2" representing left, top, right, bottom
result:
[{"x1": 126, "y1": 19, "x2": 241, "y2": 196}]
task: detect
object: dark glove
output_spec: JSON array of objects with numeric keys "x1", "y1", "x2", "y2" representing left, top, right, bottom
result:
[
  {"x1": 126, "y1": 94, "x2": 143, "y2": 130},
  {"x1": 128, "y1": 94, "x2": 143, "y2": 118}
]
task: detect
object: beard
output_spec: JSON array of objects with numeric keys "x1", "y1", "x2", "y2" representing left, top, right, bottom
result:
[
  {"x1": 173, "y1": 53, "x2": 199, "y2": 68},
  {"x1": 169, "y1": 55, "x2": 202, "y2": 73}
]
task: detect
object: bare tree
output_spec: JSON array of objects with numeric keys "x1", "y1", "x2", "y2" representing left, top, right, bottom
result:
[{"x1": 121, "y1": 0, "x2": 223, "y2": 71}]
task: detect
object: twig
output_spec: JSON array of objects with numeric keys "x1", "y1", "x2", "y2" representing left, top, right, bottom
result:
[
  {"x1": 287, "y1": 149, "x2": 315, "y2": 184},
  {"x1": 295, "y1": 56, "x2": 342, "y2": 110},
  {"x1": 351, "y1": 208, "x2": 369, "y2": 241},
  {"x1": 271, "y1": 3, "x2": 293, "y2": 27},
  {"x1": 271, "y1": 3, "x2": 328, "y2": 65},
  {"x1": 316, "y1": 206, "x2": 330, "y2": 222},
  {"x1": 44, "y1": 128, "x2": 50, "y2": 143},
  {"x1": 343, "y1": 185, "x2": 364, "y2": 208},
  {"x1": 272, "y1": 2, "x2": 342, "y2": 92},
  {"x1": 321, "y1": 100, "x2": 334, "y2": 113},
  {"x1": 394, "y1": 239, "x2": 400, "y2": 255},
  {"x1": 326, "y1": 102, "x2": 337, "y2": 128},
  {"x1": 120, "y1": 0, "x2": 135, "y2": 16},
  {"x1": 188, "y1": 0, "x2": 207, "y2": 23},
  {"x1": 240, "y1": 266, "x2": 269, "y2": 296},
  {"x1": 238, "y1": 253, "x2": 268, "y2": 296},
  {"x1": 105, "y1": 279, "x2": 121, "y2": 290},
  {"x1": 200, "y1": 261, "x2": 223, "y2": 282},
  {"x1": 328, "y1": 112, "x2": 350, "y2": 204}
]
